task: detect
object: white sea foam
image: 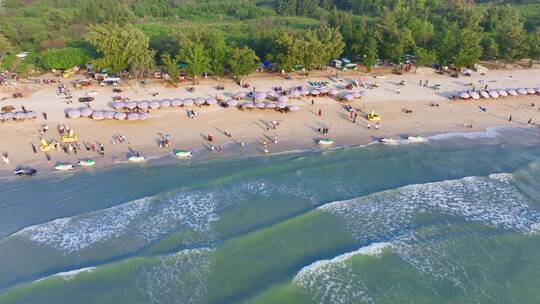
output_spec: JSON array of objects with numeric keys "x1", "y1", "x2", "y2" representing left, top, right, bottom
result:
[
  {"x1": 427, "y1": 127, "x2": 504, "y2": 141},
  {"x1": 34, "y1": 266, "x2": 96, "y2": 283}
]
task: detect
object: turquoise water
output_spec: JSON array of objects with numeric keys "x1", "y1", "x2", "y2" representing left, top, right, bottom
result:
[{"x1": 0, "y1": 127, "x2": 539, "y2": 303}]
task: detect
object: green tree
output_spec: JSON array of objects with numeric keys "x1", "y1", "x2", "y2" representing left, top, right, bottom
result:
[
  {"x1": 491, "y1": 5, "x2": 526, "y2": 63},
  {"x1": 0, "y1": 33, "x2": 13, "y2": 55},
  {"x1": 414, "y1": 47, "x2": 437, "y2": 66},
  {"x1": 228, "y1": 46, "x2": 260, "y2": 83},
  {"x1": 160, "y1": 52, "x2": 180, "y2": 83},
  {"x1": 180, "y1": 44, "x2": 210, "y2": 82},
  {"x1": 86, "y1": 23, "x2": 155, "y2": 76},
  {"x1": 524, "y1": 30, "x2": 540, "y2": 67},
  {"x1": 454, "y1": 29, "x2": 482, "y2": 68},
  {"x1": 40, "y1": 47, "x2": 90, "y2": 70},
  {"x1": 203, "y1": 30, "x2": 229, "y2": 78},
  {"x1": 480, "y1": 36, "x2": 499, "y2": 62},
  {"x1": 376, "y1": 10, "x2": 412, "y2": 63}
]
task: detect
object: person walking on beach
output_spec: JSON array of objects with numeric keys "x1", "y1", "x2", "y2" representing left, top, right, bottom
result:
[
  {"x1": 353, "y1": 112, "x2": 358, "y2": 123},
  {"x1": 396, "y1": 87, "x2": 401, "y2": 95},
  {"x1": 311, "y1": 99, "x2": 314, "y2": 105},
  {"x1": 508, "y1": 115, "x2": 512, "y2": 122},
  {"x1": 318, "y1": 109, "x2": 322, "y2": 116},
  {"x1": 2, "y1": 152, "x2": 9, "y2": 165}
]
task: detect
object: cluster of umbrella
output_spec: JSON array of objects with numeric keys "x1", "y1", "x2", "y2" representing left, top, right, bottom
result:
[
  {"x1": 458, "y1": 88, "x2": 540, "y2": 100},
  {"x1": 111, "y1": 98, "x2": 217, "y2": 110},
  {"x1": 0, "y1": 111, "x2": 38, "y2": 122},
  {"x1": 65, "y1": 108, "x2": 151, "y2": 121}
]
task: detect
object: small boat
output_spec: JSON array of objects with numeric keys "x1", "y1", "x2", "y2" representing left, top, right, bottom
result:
[
  {"x1": 379, "y1": 138, "x2": 397, "y2": 144},
  {"x1": 128, "y1": 155, "x2": 146, "y2": 163},
  {"x1": 406, "y1": 135, "x2": 426, "y2": 143},
  {"x1": 61, "y1": 129, "x2": 78, "y2": 143},
  {"x1": 317, "y1": 139, "x2": 334, "y2": 145},
  {"x1": 79, "y1": 158, "x2": 96, "y2": 167},
  {"x1": 174, "y1": 150, "x2": 192, "y2": 158},
  {"x1": 39, "y1": 139, "x2": 54, "y2": 152},
  {"x1": 367, "y1": 110, "x2": 381, "y2": 121},
  {"x1": 14, "y1": 166, "x2": 37, "y2": 176},
  {"x1": 54, "y1": 163, "x2": 74, "y2": 171}
]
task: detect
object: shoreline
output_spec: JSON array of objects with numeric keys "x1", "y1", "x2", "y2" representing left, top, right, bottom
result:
[{"x1": 1, "y1": 67, "x2": 539, "y2": 177}]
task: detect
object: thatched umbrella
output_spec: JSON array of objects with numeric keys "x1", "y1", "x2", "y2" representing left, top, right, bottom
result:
[
  {"x1": 137, "y1": 101, "x2": 149, "y2": 110},
  {"x1": 517, "y1": 88, "x2": 527, "y2": 95},
  {"x1": 329, "y1": 88, "x2": 339, "y2": 96},
  {"x1": 526, "y1": 88, "x2": 536, "y2": 94},
  {"x1": 310, "y1": 89, "x2": 320, "y2": 96},
  {"x1": 194, "y1": 98, "x2": 205, "y2": 106},
  {"x1": 300, "y1": 89, "x2": 310, "y2": 96},
  {"x1": 276, "y1": 101, "x2": 287, "y2": 109},
  {"x1": 25, "y1": 111, "x2": 37, "y2": 119},
  {"x1": 507, "y1": 89, "x2": 518, "y2": 96},
  {"x1": 488, "y1": 91, "x2": 499, "y2": 98},
  {"x1": 139, "y1": 112, "x2": 151, "y2": 120},
  {"x1": 171, "y1": 99, "x2": 183, "y2": 107},
  {"x1": 183, "y1": 98, "x2": 194, "y2": 106},
  {"x1": 104, "y1": 111, "x2": 116, "y2": 119},
  {"x1": 497, "y1": 90, "x2": 508, "y2": 97},
  {"x1": 480, "y1": 91, "x2": 490, "y2": 98},
  {"x1": 226, "y1": 99, "x2": 238, "y2": 107},
  {"x1": 125, "y1": 101, "x2": 137, "y2": 110},
  {"x1": 242, "y1": 101, "x2": 254, "y2": 109},
  {"x1": 112, "y1": 102, "x2": 126, "y2": 109},
  {"x1": 287, "y1": 105, "x2": 300, "y2": 111},
  {"x1": 14, "y1": 112, "x2": 26, "y2": 120},
  {"x1": 2, "y1": 112, "x2": 13, "y2": 120},
  {"x1": 255, "y1": 102, "x2": 266, "y2": 109},
  {"x1": 149, "y1": 101, "x2": 161, "y2": 109},
  {"x1": 470, "y1": 91, "x2": 480, "y2": 99},
  {"x1": 233, "y1": 92, "x2": 246, "y2": 100},
  {"x1": 67, "y1": 109, "x2": 82, "y2": 118},
  {"x1": 127, "y1": 112, "x2": 140, "y2": 121},
  {"x1": 265, "y1": 102, "x2": 276, "y2": 109},
  {"x1": 114, "y1": 112, "x2": 127, "y2": 120},
  {"x1": 92, "y1": 111, "x2": 104, "y2": 120},
  {"x1": 81, "y1": 108, "x2": 94, "y2": 117},
  {"x1": 160, "y1": 99, "x2": 171, "y2": 108},
  {"x1": 205, "y1": 97, "x2": 217, "y2": 105}
]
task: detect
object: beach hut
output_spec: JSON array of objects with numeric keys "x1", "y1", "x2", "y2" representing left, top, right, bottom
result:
[
  {"x1": 194, "y1": 98, "x2": 205, "y2": 106},
  {"x1": 139, "y1": 112, "x2": 150, "y2": 120},
  {"x1": 92, "y1": 111, "x2": 104, "y2": 120},
  {"x1": 255, "y1": 102, "x2": 266, "y2": 109},
  {"x1": 137, "y1": 101, "x2": 149, "y2": 110},
  {"x1": 480, "y1": 91, "x2": 490, "y2": 99},
  {"x1": 25, "y1": 111, "x2": 37, "y2": 119},
  {"x1": 470, "y1": 91, "x2": 480, "y2": 100},
  {"x1": 265, "y1": 102, "x2": 276, "y2": 109},
  {"x1": 114, "y1": 112, "x2": 127, "y2": 120},
  {"x1": 171, "y1": 99, "x2": 183, "y2": 107},
  {"x1": 149, "y1": 101, "x2": 161, "y2": 109},
  {"x1": 226, "y1": 99, "x2": 238, "y2": 107},
  {"x1": 67, "y1": 109, "x2": 81, "y2": 118},
  {"x1": 507, "y1": 89, "x2": 518, "y2": 96},
  {"x1": 125, "y1": 101, "x2": 137, "y2": 110},
  {"x1": 80, "y1": 108, "x2": 93, "y2": 117},
  {"x1": 488, "y1": 91, "x2": 499, "y2": 98},
  {"x1": 459, "y1": 92, "x2": 470, "y2": 99},
  {"x1": 233, "y1": 92, "x2": 246, "y2": 100},
  {"x1": 526, "y1": 88, "x2": 536, "y2": 95},
  {"x1": 104, "y1": 111, "x2": 116, "y2": 119},
  {"x1": 276, "y1": 101, "x2": 287, "y2": 109},
  {"x1": 278, "y1": 95, "x2": 288, "y2": 103},
  {"x1": 205, "y1": 97, "x2": 217, "y2": 105},
  {"x1": 517, "y1": 88, "x2": 527, "y2": 95},
  {"x1": 287, "y1": 105, "x2": 300, "y2": 112},
  {"x1": 160, "y1": 99, "x2": 171, "y2": 108},
  {"x1": 183, "y1": 98, "x2": 194, "y2": 106},
  {"x1": 112, "y1": 102, "x2": 125, "y2": 109},
  {"x1": 498, "y1": 90, "x2": 508, "y2": 97},
  {"x1": 127, "y1": 112, "x2": 140, "y2": 121}
]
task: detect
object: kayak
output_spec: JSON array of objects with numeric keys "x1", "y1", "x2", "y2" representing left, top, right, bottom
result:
[
  {"x1": 14, "y1": 167, "x2": 37, "y2": 176},
  {"x1": 174, "y1": 150, "x2": 192, "y2": 158},
  {"x1": 79, "y1": 158, "x2": 96, "y2": 167},
  {"x1": 128, "y1": 156, "x2": 146, "y2": 163},
  {"x1": 317, "y1": 139, "x2": 334, "y2": 145},
  {"x1": 54, "y1": 163, "x2": 74, "y2": 171}
]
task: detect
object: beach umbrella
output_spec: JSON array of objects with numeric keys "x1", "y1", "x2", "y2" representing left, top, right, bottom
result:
[
  {"x1": 194, "y1": 98, "x2": 205, "y2": 106},
  {"x1": 139, "y1": 112, "x2": 150, "y2": 120},
  {"x1": 300, "y1": 89, "x2": 310, "y2": 96},
  {"x1": 92, "y1": 111, "x2": 104, "y2": 120},
  {"x1": 0, "y1": 113, "x2": 4, "y2": 120},
  {"x1": 127, "y1": 112, "x2": 140, "y2": 121},
  {"x1": 67, "y1": 109, "x2": 82, "y2": 118},
  {"x1": 125, "y1": 101, "x2": 137, "y2": 110},
  {"x1": 137, "y1": 101, "x2": 149, "y2": 110},
  {"x1": 287, "y1": 105, "x2": 300, "y2": 111},
  {"x1": 276, "y1": 101, "x2": 287, "y2": 109},
  {"x1": 234, "y1": 92, "x2": 246, "y2": 100},
  {"x1": 459, "y1": 92, "x2": 470, "y2": 99},
  {"x1": 488, "y1": 91, "x2": 499, "y2": 98},
  {"x1": 352, "y1": 91, "x2": 363, "y2": 98},
  {"x1": 114, "y1": 112, "x2": 127, "y2": 120},
  {"x1": 149, "y1": 101, "x2": 161, "y2": 109},
  {"x1": 289, "y1": 90, "x2": 300, "y2": 98},
  {"x1": 319, "y1": 87, "x2": 330, "y2": 94},
  {"x1": 255, "y1": 102, "x2": 266, "y2": 109},
  {"x1": 254, "y1": 92, "x2": 266, "y2": 101},
  {"x1": 266, "y1": 91, "x2": 277, "y2": 98},
  {"x1": 205, "y1": 97, "x2": 217, "y2": 105},
  {"x1": 341, "y1": 93, "x2": 354, "y2": 101},
  {"x1": 112, "y1": 102, "x2": 126, "y2": 109},
  {"x1": 160, "y1": 99, "x2": 171, "y2": 108},
  {"x1": 480, "y1": 91, "x2": 490, "y2": 98},
  {"x1": 470, "y1": 91, "x2": 480, "y2": 100},
  {"x1": 14, "y1": 112, "x2": 26, "y2": 120},
  {"x1": 517, "y1": 88, "x2": 527, "y2": 95},
  {"x1": 171, "y1": 99, "x2": 183, "y2": 107},
  {"x1": 79, "y1": 108, "x2": 92, "y2": 117},
  {"x1": 526, "y1": 88, "x2": 536, "y2": 95},
  {"x1": 498, "y1": 90, "x2": 508, "y2": 97},
  {"x1": 310, "y1": 89, "x2": 320, "y2": 96},
  {"x1": 183, "y1": 98, "x2": 194, "y2": 106},
  {"x1": 242, "y1": 101, "x2": 254, "y2": 109},
  {"x1": 104, "y1": 111, "x2": 116, "y2": 119},
  {"x1": 329, "y1": 88, "x2": 339, "y2": 96},
  {"x1": 25, "y1": 111, "x2": 37, "y2": 119},
  {"x1": 507, "y1": 89, "x2": 518, "y2": 96},
  {"x1": 265, "y1": 102, "x2": 276, "y2": 109},
  {"x1": 535, "y1": 88, "x2": 540, "y2": 94},
  {"x1": 278, "y1": 95, "x2": 288, "y2": 103},
  {"x1": 226, "y1": 99, "x2": 238, "y2": 107},
  {"x1": 3, "y1": 112, "x2": 13, "y2": 120}
]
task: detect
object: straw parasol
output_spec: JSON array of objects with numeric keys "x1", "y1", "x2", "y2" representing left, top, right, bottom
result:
[
  {"x1": 469, "y1": 91, "x2": 480, "y2": 99},
  {"x1": 265, "y1": 102, "x2": 276, "y2": 109},
  {"x1": 139, "y1": 112, "x2": 150, "y2": 120},
  {"x1": 517, "y1": 88, "x2": 527, "y2": 95},
  {"x1": 488, "y1": 91, "x2": 499, "y2": 98},
  {"x1": 255, "y1": 102, "x2": 266, "y2": 109},
  {"x1": 183, "y1": 98, "x2": 194, "y2": 106},
  {"x1": 92, "y1": 111, "x2": 104, "y2": 120},
  {"x1": 114, "y1": 112, "x2": 127, "y2": 120},
  {"x1": 194, "y1": 98, "x2": 205, "y2": 106},
  {"x1": 278, "y1": 95, "x2": 288, "y2": 103},
  {"x1": 459, "y1": 92, "x2": 470, "y2": 99},
  {"x1": 480, "y1": 91, "x2": 490, "y2": 98},
  {"x1": 3, "y1": 112, "x2": 13, "y2": 120},
  {"x1": 125, "y1": 101, "x2": 137, "y2": 110},
  {"x1": 289, "y1": 90, "x2": 300, "y2": 98},
  {"x1": 507, "y1": 89, "x2": 518, "y2": 96},
  {"x1": 319, "y1": 87, "x2": 330, "y2": 94},
  {"x1": 127, "y1": 112, "x2": 139, "y2": 121},
  {"x1": 526, "y1": 88, "x2": 535, "y2": 95},
  {"x1": 137, "y1": 101, "x2": 149, "y2": 110},
  {"x1": 149, "y1": 101, "x2": 161, "y2": 109},
  {"x1": 300, "y1": 89, "x2": 310, "y2": 96},
  {"x1": 310, "y1": 89, "x2": 320, "y2": 96},
  {"x1": 112, "y1": 102, "x2": 126, "y2": 109},
  {"x1": 497, "y1": 90, "x2": 508, "y2": 97},
  {"x1": 14, "y1": 112, "x2": 26, "y2": 120},
  {"x1": 234, "y1": 92, "x2": 246, "y2": 100},
  {"x1": 25, "y1": 111, "x2": 37, "y2": 119},
  {"x1": 171, "y1": 99, "x2": 183, "y2": 107},
  {"x1": 276, "y1": 101, "x2": 287, "y2": 109},
  {"x1": 352, "y1": 91, "x2": 363, "y2": 98},
  {"x1": 160, "y1": 99, "x2": 171, "y2": 108},
  {"x1": 104, "y1": 111, "x2": 116, "y2": 119},
  {"x1": 242, "y1": 101, "x2": 254, "y2": 109},
  {"x1": 67, "y1": 109, "x2": 82, "y2": 118},
  {"x1": 226, "y1": 99, "x2": 238, "y2": 107},
  {"x1": 80, "y1": 108, "x2": 93, "y2": 117},
  {"x1": 205, "y1": 97, "x2": 217, "y2": 105},
  {"x1": 329, "y1": 88, "x2": 339, "y2": 96},
  {"x1": 287, "y1": 105, "x2": 300, "y2": 111}
]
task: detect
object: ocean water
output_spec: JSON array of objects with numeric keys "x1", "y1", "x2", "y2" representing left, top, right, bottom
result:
[{"x1": 0, "y1": 127, "x2": 539, "y2": 304}]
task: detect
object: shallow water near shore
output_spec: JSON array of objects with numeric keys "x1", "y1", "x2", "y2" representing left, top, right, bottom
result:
[{"x1": 0, "y1": 127, "x2": 539, "y2": 303}]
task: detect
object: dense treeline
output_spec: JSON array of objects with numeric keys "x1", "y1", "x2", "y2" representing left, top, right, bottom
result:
[{"x1": 0, "y1": 0, "x2": 538, "y2": 77}]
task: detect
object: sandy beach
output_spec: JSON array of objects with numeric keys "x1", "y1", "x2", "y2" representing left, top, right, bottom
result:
[{"x1": 0, "y1": 66, "x2": 539, "y2": 175}]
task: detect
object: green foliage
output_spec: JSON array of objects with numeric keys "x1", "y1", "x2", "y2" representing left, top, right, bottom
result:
[
  {"x1": 228, "y1": 46, "x2": 260, "y2": 81},
  {"x1": 160, "y1": 52, "x2": 180, "y2": 81},
  {"x1": 0, "y1": 33, "x2": 13, "y2": 55},
  {"x1": 77, "y1": 0, "x2": 134, "y2": 25},
  {"x1": 39, "y1": 47, "x2": 90, "y2": 70},
  {"x1": 85, "y1": 23, "x2": 155, "y2": 75},
  {"x1": 180, "y1": 44, "x2": 211, "y2": 80}
]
